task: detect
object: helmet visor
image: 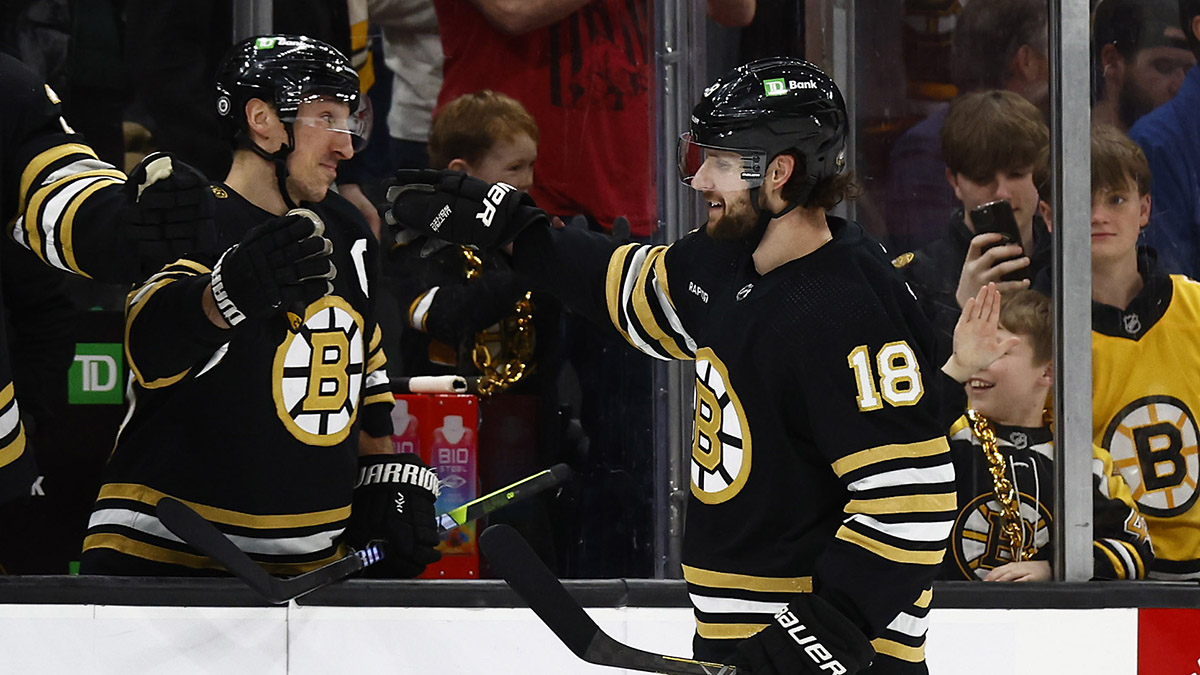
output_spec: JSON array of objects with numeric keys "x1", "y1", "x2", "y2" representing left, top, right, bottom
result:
[
  {"x1": 287, "y1": 95, "x2": 373, "y2": 152},
  {"x1": 677, "y1": 132, "x2": 768, "y2": 192}
]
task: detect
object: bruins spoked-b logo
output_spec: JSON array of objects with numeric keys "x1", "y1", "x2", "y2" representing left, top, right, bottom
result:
[
  {"x1": 692, "y1": 347, "x2": 751, "y2": 504},
  {"x1": 273, "y1": 296, "x2": 365, "y2": 446},
  {"x1": 952, "y1": 493, "x2": 1052, "y2": 579},
  {"x1": 1103, "y1": 395, "x2": 1200, "y2": 518}
]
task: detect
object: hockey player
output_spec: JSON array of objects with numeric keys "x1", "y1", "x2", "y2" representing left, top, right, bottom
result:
[
  {"x1": 1, "y1": 52, "x2": 216, "y2": 506},
  {"x1": 388, "y1": 58, "x2": 955, "y2": 675},
  {"x1": 79, "y1": 35, "x2": 440, "y2": 579},
  {"x1": 1089, "y1": 124, "x2": 1200, "y2": 580},
  {"x1": 940, "y1": 285, "x2": 1152, "y2": 581}
]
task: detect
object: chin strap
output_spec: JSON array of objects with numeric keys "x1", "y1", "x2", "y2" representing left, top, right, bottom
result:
[
  {"x1": 745, "y1": 183, "x2": 805, "y2": 248},
  {"x1": 237, "y1": 126, "x2": 300, "y2": 210}
]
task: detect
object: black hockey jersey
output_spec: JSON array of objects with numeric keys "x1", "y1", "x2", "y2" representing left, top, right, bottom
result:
[
  {"x1": 513, "y1": 218, "x2": 955, "y2": 667},
  {"x1": 1, "y1": 53, "x2": 142, "y2": 504},
  {"x1": 81, "y1": 187, "x2": 393, "y2": 575},
  {"x1": 942, "y1": 415, "x2": 1153, "y2": 580},
  {"x1": 1092, "y1": 251, "x2": 1200, "y2": 580}
]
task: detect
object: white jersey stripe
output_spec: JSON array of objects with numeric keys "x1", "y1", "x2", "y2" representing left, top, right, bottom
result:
[
  {"x1": 847, "y1": 462, "x2": 955, "y2": 492},
  {"x1": 87, "y1": 508, "x2": 344, "y2": 557},
  {"x1": 688, "y1": 593, "x2": 787, "y2": 616},
  {"x1": 846, "y1": 513, "x2": 953, "y2": 542}
]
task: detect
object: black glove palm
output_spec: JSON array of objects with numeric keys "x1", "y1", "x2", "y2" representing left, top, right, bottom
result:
[
  {"x1": 385, "y1": 169, "x2": 549, "y2": 249},
  {"x1": 122, "y1": 151, "x2": 218, "y2": 275},
  {"x1": 210, "y1": 208, "x2": 336, "y2": 327},
  {"x1": 731, "y1": 594, "x2": 875, "y2": 675},
  {"x1": 345, "y1": 453, "x2": 442, "y2": 578}
]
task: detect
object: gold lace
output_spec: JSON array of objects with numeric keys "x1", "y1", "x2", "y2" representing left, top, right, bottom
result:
[
  {"x1": 461, "y1": 247, "x2": 536, "y2": 395},
  {"x1": 966, "y1": 409, "x2": 1034, "y2": 562}
]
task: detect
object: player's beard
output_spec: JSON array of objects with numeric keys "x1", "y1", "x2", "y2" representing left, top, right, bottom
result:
[
  {"x1": 707, "y1": 191, "x2": 760, "y2": 241},
  {"x1": 1117, "y1": 79, "x2": 1158, "y2": 129}
]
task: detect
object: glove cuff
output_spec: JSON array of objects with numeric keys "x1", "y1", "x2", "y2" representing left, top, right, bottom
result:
[{"x1": 211, "y1": 246, "x2": 246, "y2": 327}]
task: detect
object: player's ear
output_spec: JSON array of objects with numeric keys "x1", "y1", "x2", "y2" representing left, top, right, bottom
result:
[
  {"x1": 945, "y1": 169, "x2": 963, "y2": 201},
  {"x1": 244, "y1": 98, "x2": 280, "y2": 145},
  {"x1": 447, "y1": 158, "x2": 472, "y2": 174},
  {"x1": 768, "y1": 153, "x2": 795, "y2": 189}
]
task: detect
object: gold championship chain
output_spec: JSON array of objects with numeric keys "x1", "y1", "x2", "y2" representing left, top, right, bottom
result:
[
  {"x1": 461, "y1": 247, "x2": 535, "y2": 395},
  {"x1": 966, "y1": 409, "x2": 1035, "y2": 562}
]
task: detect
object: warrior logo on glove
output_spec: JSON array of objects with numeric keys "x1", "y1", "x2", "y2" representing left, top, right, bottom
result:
[{"x1": 478, "y1": 182, "x2": 517, "y2": 228}]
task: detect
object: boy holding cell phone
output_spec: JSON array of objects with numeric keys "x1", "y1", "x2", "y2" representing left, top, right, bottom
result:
[{"x1": 893, "y1": 89, "x2": 1053, "y2": 409}]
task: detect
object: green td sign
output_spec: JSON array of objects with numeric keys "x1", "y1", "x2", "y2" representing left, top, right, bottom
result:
[{"x1": 69, "y1": 343, "x2": 124, "y2": 405}]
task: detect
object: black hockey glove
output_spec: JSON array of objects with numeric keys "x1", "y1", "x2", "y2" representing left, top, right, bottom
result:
[
  {"x1": 344, "y1": 453, "x2": 442, "y2": 578},
  {"x1": 384, "y1": 169, "x2": 550, "y2": 249},
  {"x1": 122, "y1": 152, "x2": 218, "y2": 276},
  {"x1": 209, "y1": 208, "x2": 335, "y2": 327},
  {"x1": 731, "y1": 594, "x2": 875, "y2": 675}
]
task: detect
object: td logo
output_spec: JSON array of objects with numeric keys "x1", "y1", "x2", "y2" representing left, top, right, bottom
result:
[
  {"x1": 763, "y1": 78, "x2": 788, "y2": 97},
  {"x1": 69, "y1": 343, "x2": 123, "y2": 404}
]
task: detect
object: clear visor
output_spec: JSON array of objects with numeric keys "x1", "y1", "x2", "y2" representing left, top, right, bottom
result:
[
  {"x1": 677, "y1": 132, "x2": 767, "y2": 192},
  {"x1": 286, "y1": 95, "x2": 373, "y2": 152}
]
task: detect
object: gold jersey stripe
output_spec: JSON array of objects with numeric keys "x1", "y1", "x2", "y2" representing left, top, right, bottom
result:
[
  {"x1": 845, "y1": 492, "x2": 957, "y2": 515},
  {"x1": 95, "y1": 483, "x2": 352, "y2": 529},
  {"x1": 872, "y1": 636, "x2": 925, "y2": 663},
  {"x1": 18, "y1": 142, "x2": 99, "y2": 208},
  {"x1": 363, "y1": 390, "x2": 394, "y2": 407},
  {"x1": 605, "y1": 243, "x2": 640, "y2": 341},
  {"x1": 682, "y1": 564, "x2": 813, "y2": 593},
  {"x1": 915, "y1": 587, "x2": 933, "y2": 609},
  {"x1": 630, "y1": 246, "x2": 690, "y2": 360},
  {"x1": 948, "y1": 415, "x2": 970, "y2": 437},
  {"x1": 24, "y1": 170, "x2": 125, "y2": 255},
  {"x1": 60, "y1": 176, "x2": 123, "y2": 277},
  {"x1": 831, "y1": 437, "x2": 949, "y2": 477},
  {"x1": 1121, "y1": 540, "x2": 1145, "y2": 579},
  {"x1": 367, "y1": 350, "x2": 387, "y2": 374},
  {"x1": 1094, "y1": 541, "x2": 1127, "y2": 579},
  {"x1": 695, "y1": 621, "x2": 767, "y2": 640},
  {"x1": 837, "y1": 526, "x2": 946, "y2": 566},
  {"x1": 125, "y1": 276, "x2": 193, "y2": 389},
  {"x1": 82, "y1": 532, "x2": 344, "y2": 574},
  {"x1": 0, "y1": 425, "x2": 27, "y2": 471},
  {"x1": 369, "y1": 325, "x2": 382, "y2": 352}
]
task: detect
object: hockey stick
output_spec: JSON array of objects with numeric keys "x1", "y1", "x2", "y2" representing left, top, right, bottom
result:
[
  {"x1": 156, "y1": 496, "x2": 382, "y2": 604},
  {"x1": 156, "y1": 464, "x2": 572, "y2": 604},
  {"x1": 479, "y1": 525, "x2": 737, "y2": 675},
  {"x1": 436, "y1": 462, "x2": 572, "y2": 534}
]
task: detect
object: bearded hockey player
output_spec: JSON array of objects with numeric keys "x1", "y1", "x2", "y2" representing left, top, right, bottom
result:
[
  {"x1": 80, "y1": 35, "x2": 440, "y2": 578},
  {"x1": 1, "y1": 52, "x2": 216, "y2": 507},
  {"x1": 387, "y1": 58, "x2": 954, "y2": 674}
]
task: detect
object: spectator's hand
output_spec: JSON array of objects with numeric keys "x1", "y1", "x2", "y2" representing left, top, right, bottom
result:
[
  {"x1": 122, "y1": 151, "x2": 218, "y2": 276},
  {"x1": 731, "y1": 594, "x2": 874, "y2": 675},
  {"x1": 338, "y1": 182, "x2": 382, "y2": 240},
  {"x1": 384, "y1": 169, "x2": 550, "y2": 249},
  {"x1": 984, "y1": 560, "x2": 1051, "y2": 582},
  {"x1": 344, "y1": 453, "x2": 442, "y2": 578},
  {"x1": 954, "y1": 232, "x2": 1030, "y2": 309},
  {"x1": 209, "y1": 208, "x2": 335, "y2": 328},
  {"x1": 943, "y1": 283, "x2": 1021, "y2": 382}
]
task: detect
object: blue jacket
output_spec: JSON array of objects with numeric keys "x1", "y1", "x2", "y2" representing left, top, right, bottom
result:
[{"x1": 1129, "y1": 65, "x2": 1200, "y2": 278}]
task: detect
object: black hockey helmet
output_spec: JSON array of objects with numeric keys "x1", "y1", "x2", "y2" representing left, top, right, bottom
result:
[
  {"x1": 679, "y1": 57, "x2": 847, "y2": 204},
  {"x1": 215, "y1": 34, "x2": 367, "y2": 149}
]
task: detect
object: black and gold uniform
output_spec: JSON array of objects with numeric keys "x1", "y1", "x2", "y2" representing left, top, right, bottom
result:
[
  {"x1": 1093, "y1": 251, "x2": 1200, "y2": 580},
  {"x1": 942, "y1": 415, "x2": 1152, "y2": 580},
  {"x1": 80, "y1": 187, "x2": 393, "y2": 575},
  {"x1": 512, "y1": 216, "x2": 955, "y2": 669},
  {"x1": 1, "y1": 53, "x2": 175, "y2": 504}
]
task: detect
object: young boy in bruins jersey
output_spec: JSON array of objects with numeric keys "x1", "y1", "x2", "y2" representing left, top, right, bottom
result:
[
  {"x1": 389, "y1": 58, "x2": 954, "y2": 675},
  {"x1": 1090, "y1": 124, "x2": 1200, "y2": 580},
  {"x1": 940, "y1": 285, "x2": 1152, "y2": 581},
  {"x1": 79, "y1": 35, "x2": 441, "y2": 579}
]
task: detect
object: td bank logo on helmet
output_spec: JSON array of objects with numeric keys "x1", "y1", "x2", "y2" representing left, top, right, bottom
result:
[
  {"x1": 476, "y1": 182, "x2": 516, "y2": 228},
  {"x1": 763, "y1": 78, "x2": 818, "y2": 96}
]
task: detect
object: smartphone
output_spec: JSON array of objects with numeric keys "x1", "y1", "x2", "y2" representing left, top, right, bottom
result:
[
  {"x1": 970, "y1": 200, "x2": 1024, "y2": 282},
  {"x1": 970, "y1": 200, "x2": 1022, "y2": 249}
]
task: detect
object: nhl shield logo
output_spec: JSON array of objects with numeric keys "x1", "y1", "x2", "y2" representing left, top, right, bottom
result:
[{"x1": 1122, "y1": 313, "x2": 1141, "y2": 335}]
